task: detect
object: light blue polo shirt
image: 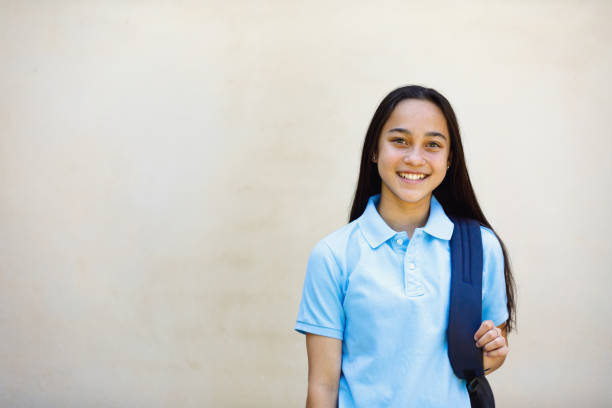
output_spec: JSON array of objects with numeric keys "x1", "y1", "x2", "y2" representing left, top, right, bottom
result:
[{"x1": 295, "y1": 193, "x2": 508, "y2": 408}]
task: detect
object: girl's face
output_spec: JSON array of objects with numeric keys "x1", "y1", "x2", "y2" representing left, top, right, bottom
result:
[{"x1": 375, "y1": 99, "x2": 451, "y2": 208}]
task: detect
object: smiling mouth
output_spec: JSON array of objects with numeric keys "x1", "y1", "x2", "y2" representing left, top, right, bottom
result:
[{"x1": 397, "y1": 172, "x2": 429, "y2": 181}]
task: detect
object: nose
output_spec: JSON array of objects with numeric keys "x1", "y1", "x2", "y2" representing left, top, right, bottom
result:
[{"x1": 403, "y1": 147, "x2": 425, "y2": 166}]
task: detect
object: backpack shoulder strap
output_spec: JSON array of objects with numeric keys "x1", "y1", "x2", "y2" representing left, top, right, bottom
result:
[{"x1": 447, "y1": 216, "x2": 484, "y2": 380}]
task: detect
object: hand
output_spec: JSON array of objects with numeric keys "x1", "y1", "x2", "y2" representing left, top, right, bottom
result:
[{"x1": 474, "y1": 320, "x2": 508, "y2": 359}]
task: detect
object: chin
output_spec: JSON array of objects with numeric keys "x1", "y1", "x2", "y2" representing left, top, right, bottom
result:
[
  {"x1": 392, "y1": 190, "x2": 431, "y2": 204},
  {"x1": 381, "y1": 178, "x2": 436, "y2": 205},
  {"x1": 399, "y1": 194, "x2": 430, "y2": 204}
]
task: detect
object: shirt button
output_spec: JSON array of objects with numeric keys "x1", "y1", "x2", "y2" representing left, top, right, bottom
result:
[
  {"x1": 396, "y1": 239, "x2": 403, "y2": 245},
  {"x1": 408, "y1": 262, "x2": 416, "y2": 270}
]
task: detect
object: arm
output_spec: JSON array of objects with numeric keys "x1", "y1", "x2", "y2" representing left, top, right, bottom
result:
[
  {"x1": 478, "y1": 227, "x2": 510, "y2": 375},
  {"x1": 474, "y1": 321, "x2": 509, "y2": 375},
  {"x1": 305, "y1": 333, "x2": 342, "y2": 408}
]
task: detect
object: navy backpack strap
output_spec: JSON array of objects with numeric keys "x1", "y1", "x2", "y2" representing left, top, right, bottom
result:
[{"x1": 447, "y1": 216, "x2": 484, "y2": 380}]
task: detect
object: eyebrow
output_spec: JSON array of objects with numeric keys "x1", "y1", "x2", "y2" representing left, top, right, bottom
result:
[{"x1": 387, "y1": 128, "x2": 447, "y2": 140}]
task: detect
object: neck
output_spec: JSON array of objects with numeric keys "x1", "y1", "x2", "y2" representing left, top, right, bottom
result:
[{"x1": 376, "y1": 190, "x2": 432, "y2": 239}]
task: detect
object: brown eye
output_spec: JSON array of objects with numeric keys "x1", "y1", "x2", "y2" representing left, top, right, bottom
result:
[
  {"x1": 426, "y1": 142, "x2": 441, "y2": 148},
  {"x1": 393, "y1": 138, "x2": 406, "y2": 144}
]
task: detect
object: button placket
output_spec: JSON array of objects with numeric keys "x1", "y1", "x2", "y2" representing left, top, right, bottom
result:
[
  {"x1": 390, "y1": 233, "x2": 409, "y2": 292},
  {"x1": 403, "y1": 230, "x2": 423, "y2": 295},
  {"x1": 391, "y1": 232, "x2": 408, "y2": 252}
]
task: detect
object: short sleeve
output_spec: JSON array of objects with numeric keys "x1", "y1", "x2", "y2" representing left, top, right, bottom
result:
[
  {"x1": 294, "y1": 240, "x2": 345, "y2": 340},
  {"x1": 480, "y1": 226, "x2": 509, "y2": 327}
]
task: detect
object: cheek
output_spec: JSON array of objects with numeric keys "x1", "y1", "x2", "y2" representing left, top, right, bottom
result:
[
  {"x1": 427, "y1": 151, "x2": 449, "y2": 166},
  {"x1": 379, "y1": 147, "x2": 403, "y2": 164}
]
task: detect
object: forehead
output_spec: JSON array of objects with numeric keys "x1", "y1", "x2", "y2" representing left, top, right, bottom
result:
[{"x1": 384, "y1": 99, "x2": 448, "y2": 132}]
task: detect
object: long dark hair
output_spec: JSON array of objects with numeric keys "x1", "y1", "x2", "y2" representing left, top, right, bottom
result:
[{"x1": 349, "y1": 85, "x2": 516, "y2": 332}]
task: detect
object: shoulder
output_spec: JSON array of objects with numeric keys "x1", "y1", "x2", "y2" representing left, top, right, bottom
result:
[
  {"x1": 305, "y1": 220, "x2": 362, "y2": 278},
  {"x1": 477, "y1": 225, "x2": 509, "y2": 324},
  {"x1": 449, "y1": 218, "x2": 503, "y2": 261},
  {"x1": 478, "y1": 225, "x2": 504, "y2": 263},
  {"x1": 315, "y1": 219, "x2": 361, "y2": 257},
  {"x1": 477, "y1": 224, "x2": 506, "y2": 295},
  {"x1": 303, "y1": 222, "x2": 362, "y2": 290}
]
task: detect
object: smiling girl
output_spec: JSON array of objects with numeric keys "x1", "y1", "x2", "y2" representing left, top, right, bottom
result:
[{"x1": 295, "y1": 85, "x2": 516, "y2": 407}]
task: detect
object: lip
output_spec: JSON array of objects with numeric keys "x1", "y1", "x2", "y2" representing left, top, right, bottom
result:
[
  {"x1": 398, "y1": 171, "x2": 428, "y2": 175},
  {"x1": 397, "y1": 172, "x2": 429, "y2": 184}
]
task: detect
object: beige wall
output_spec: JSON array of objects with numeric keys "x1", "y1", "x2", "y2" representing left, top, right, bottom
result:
[{"x1": 2, "y1": 1, "x2": 611, "y2": 406}]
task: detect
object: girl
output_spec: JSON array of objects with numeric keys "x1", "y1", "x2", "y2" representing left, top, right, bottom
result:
[{"x1": 294, "y1": 85, "x2": 516, "y2": 407}]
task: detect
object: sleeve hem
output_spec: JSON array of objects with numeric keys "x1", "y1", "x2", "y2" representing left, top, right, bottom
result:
[
  {"x1": 294, "y1": 321, "x2": 343, "y2": 340},
  {"x1": 488, "y1": 312, "x2": 510, "y2": 328}
]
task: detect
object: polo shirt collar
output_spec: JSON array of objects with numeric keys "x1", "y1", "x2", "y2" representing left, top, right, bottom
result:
[
  {"x1": 423, "y1": 194, "x2": 455, "y2": 241},
  {"x1": 358, "y1": 193, "x2": 454, "y2": 248}
]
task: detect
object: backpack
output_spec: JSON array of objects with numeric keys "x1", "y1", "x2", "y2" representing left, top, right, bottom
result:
[{"x1": 447, "y1": 216, "x2": 496, "y2": 408}]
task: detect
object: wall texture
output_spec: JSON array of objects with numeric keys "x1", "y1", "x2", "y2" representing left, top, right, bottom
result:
[{"x1": 1, "y1": 0, "x2": 611, "y2": 406}]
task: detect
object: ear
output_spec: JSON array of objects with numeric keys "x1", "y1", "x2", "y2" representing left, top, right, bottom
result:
[{"x1": 371, "y1": 152, "x2": 377, "y2": 163}]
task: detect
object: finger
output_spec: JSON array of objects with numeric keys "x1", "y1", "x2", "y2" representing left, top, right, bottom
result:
[
  {"x1": 484, "y1": 345, "x2": 509, "y2": 358},
  {"x1": 473, "y1": 320, "x2": 495, "y2": 341},
  {"x1": 476, "y1": 328, "x2": 500, "y2": 348},
  {"x1": 483, "y1": 336, "x2": 506, "y2": 352}
]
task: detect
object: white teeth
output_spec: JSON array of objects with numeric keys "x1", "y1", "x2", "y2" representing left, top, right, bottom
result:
[{"x1": 399, "y1": 173, "x2": 427, "y2": 180}]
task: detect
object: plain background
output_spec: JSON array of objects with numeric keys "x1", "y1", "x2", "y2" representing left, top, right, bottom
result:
[{"x1": 2, "y1": 0, "x2": 611, "y2": 407}]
